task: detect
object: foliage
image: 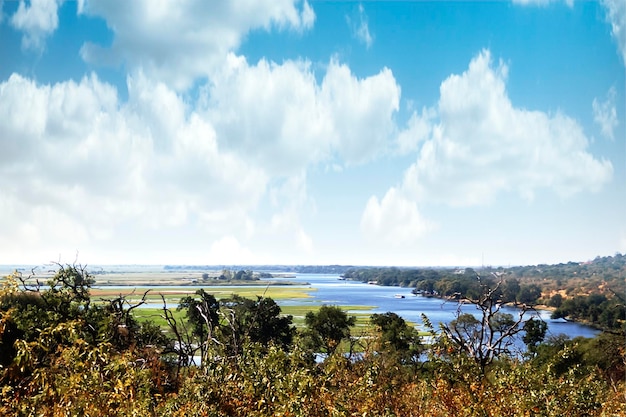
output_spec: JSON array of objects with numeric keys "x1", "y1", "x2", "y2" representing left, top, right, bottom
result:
[
  {"x1": 177, "y1": 289, "x2": 220, "y2": 366},
  {"x1": 370, "y1": 312, "x2": 423, "y2": 364},
  {"x1": 522, "y1": 317, "x2": 548, "y2": 354},
  {"x1": 303, "y1": 305, "x2": 356, "y2": 355},
  {"x1": 552, "y1": 294, "x2": 626, "y2": 331},
  {"x1": 0, "y1": 265, "x2": 174, "y2": 416},
  {"x1": 219, "y1": 294, "x2": 296, "y2": 355},
  {"x1": 0, "y1": 261, "x2": 624, "y2": 416},
  {"x1": 438, "y1": 276, "x2": 528, "y2": 374},
  {"x1": 346, "y1": 254, "x2": 626, "y2": 318}
]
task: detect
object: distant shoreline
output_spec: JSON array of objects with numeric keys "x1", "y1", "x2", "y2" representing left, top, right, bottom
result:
[{"x1": 93, "y1": 279, "x2": 305, "y2": 287}]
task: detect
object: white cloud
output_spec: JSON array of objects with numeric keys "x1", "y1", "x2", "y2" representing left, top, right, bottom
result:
[
  {"x1": 0, "y1": 45, "x2": 402, "y2": 263},
  {"x1": 363, "y1": 49, "x2": 613, "y2": 246},
  {"x1": 0, "y1": 73, "x2": 268, "y2": 263},
  {"x1": 396, "y1": 106, "x2": 436, "y2": 154},
  {"x1": 593, "y1": 87, "x2": 619, "y2": 140},
  {"x1": 267, "y1": 173, "x2": 315, "y2": 254},
  {"x1": 300, "y1": 0, "x2": 315, "y2": 29},
  {"x1": 321, "y1": 60, "x2": 399, "y2": 164},
  {"x1": 348, "y1": 4, "x2": 373, "y2": 49},
  {"x1": 10, "y1": 0, "x2": 63, "y2": 51},
  {"x1": 79, "y1": 0, "x2": 315, "y2": 90},
  {"x1": 601, "y1": 0, "x2": 626, "y2": 67},
  {"x1": 402, "y1": 49, "x2": 612, "y2": 206},
  {"x1": 361, "y1": 187, "x2": 434, "y2": 245},
  {"x1": 206, "y1": 54, "x2": 400, "y2": 174},
  {"x1": 206, "y1": 236, "x2": 260, "y2": 265}
]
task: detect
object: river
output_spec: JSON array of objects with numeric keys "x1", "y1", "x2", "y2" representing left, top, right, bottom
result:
[
  {"x1": 277, "y1": 273, "x2": 600, "y2": 341},
  {"x1": 96, "y1": 272, "x2": 600, "y2": 341}
]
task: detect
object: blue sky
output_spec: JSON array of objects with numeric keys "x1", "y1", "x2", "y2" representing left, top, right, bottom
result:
[{"x1": 0, "y1": 0, "x2": 624, "y2": 267}]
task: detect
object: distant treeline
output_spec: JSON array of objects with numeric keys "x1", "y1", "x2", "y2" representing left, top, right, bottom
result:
[
  {"x1": 164, "y1": 264, "x2": 355, "y2": 274},
  {"x1": 342, "y1": 267, "x2": 542, "y2": 305},
  {"x1": 342, "y1": 254, "x2": 626, "y2": 333}
]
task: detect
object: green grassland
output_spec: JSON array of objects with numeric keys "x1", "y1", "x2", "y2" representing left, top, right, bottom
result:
[
  {"x1": 130, "y1": 304, "x2": 376, "y2": 330},
  {"x1": 129, "y1": 302, "x2": 430, "y2": 338},
  {"x1": 92, "y1": 285, "x2": 315, "y2": 306}
]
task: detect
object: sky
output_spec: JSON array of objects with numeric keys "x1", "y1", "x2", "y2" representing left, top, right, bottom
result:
[{"x1": 0, "y1": 0, "x2": 624, "y2": 267}]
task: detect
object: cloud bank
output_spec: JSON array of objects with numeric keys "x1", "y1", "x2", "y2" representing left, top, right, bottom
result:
[
  {"x1": 79, "y1": 0, "x2": 315, "y2": 90},
  {"x1": 362, "y1": 50, "x2": 613, "y2": 243}
]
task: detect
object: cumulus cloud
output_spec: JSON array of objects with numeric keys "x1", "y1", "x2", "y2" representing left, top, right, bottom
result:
[
  {"x1": 364, "y1": 49, "x2": 612, "y2": 242},
  {"x1": 0, "y1": 73, "x2": 267, "y2": 261},
  {"x1": 206, "y1": 54, "x2": 400, "y2": 174},
  {"x1": 10, "y1": 0, "x2": 63, "y2": 51},
  {"x1": 404, "y1": 49, "x2": 612, "y2": 206},
  {"x1": 0, "y1": 46, "x2": 401, "y2": 263},
  {"x1": 593, "y1": 87, "x2": 619, "y2": 140},
  {"x1": 601, "y1": 0, "x2": 626, "y2": 67},
  {"x1": 347, "y1": 4, "x2": 373, "y2": 49},
  {"x1": 361, "y1": 187, "x2": 434, "y2": 245},
  {"x1": 79, "y1": 0, "x2": 315, "y2": 90}
]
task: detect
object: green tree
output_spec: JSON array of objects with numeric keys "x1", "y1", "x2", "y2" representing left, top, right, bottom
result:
[
  {"x1": 501, "y1": 278, "x2": 521, "y2": 303},
  {"x1": 178, "y1": 289, "x2": 220, "y2": 366},
  {"x1": 0, "y1": 264, "x2": 172, "y2": 405},
  {"x1": 220, "y1": 295, "x2": 295, "y2": 355},
  {"x1": 549, "y1": 293, "x2": 563, "y2": 308},
  {"x1": 517, "y1": 284, "x2": 542, "y2": 304},
  {"x1": 303, "y1": 305, "x2": 356, "y2": 356},
  {"x1": 370, "y1": 312, "x2": 422, "y2": 363},
  {"x1": 522, "y1": 317, "x2": 548, "y2": 354}
]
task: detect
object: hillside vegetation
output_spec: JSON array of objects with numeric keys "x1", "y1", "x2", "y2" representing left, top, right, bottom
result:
[
  {"x1": 343, "y1": 254, "x2": 626, "y2": 332},
  {"x1": 0, "y1": 261, "x2": 623, "y2": 416}
]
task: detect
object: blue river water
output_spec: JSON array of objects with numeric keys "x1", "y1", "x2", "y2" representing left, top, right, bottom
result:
[{"x1": 277, "y1": 273, "x2": 600, "y2": 341}]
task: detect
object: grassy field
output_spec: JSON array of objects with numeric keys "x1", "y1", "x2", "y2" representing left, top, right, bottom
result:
[
  {"x1": 94, "y1": 283, "x2": 379, "y2": 330},
  {"x1": 91, "y1": 285, "x2": 315, "y2": 307},
  {"x1": 128, "y1": 303, "x2": 430, "y2": 337},
  {"x1": 129, "y1": 305, "x2": 376, "y2": 330}
]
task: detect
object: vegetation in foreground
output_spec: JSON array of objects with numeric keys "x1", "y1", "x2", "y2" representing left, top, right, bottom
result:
[{"x1": 0, "y1": 264, "x2": 623, "y2": 416}]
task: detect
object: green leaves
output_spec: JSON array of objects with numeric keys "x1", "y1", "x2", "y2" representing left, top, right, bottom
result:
[
  {"x1": 303, "y1": 305, "x2": 356, "y2": 355},
  {"x1": 370, "y1": 312, "x2": 422, "y2": 363}
]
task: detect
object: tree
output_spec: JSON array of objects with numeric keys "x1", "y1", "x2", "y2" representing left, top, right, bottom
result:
[
  {"x1": 522, "y1": 318, "x2": 547, "y2": 355},
  {"x1": 370, "y1": 312, "x2": 422, "y2": 363},
  {"x1": 178, "y1": 289, "x2": 220, "y2": 366},
  {"x1": 549, "y1": 293, "x2": 563, "y2": 308},
  {"x1": 501, "y1": 278, "x2": 520, "y2": 303},
  {"x1": 438, "y1": 275, "x2": 528, "y2": 374},
  {"x1": 220, "y1": 295, "x2": 295, "y2": 355},
  {"x1": 517, "y1": 284, "x2": 542, "y2": 305},
  {"x1": 413, "y1": 279, "x2": 436, "y2": 295},
  {"x1": 303, "y1": 305, "x2": 356, "y2": 356},
  {"x1": 0, "y1": 264, "x2": 172, "y2": 396}
]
